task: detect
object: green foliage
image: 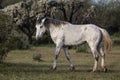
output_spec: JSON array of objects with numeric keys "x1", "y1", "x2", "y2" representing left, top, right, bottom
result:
[
  {"x1": 112, "y1": 32, "x2": 120, "y2": 37},
  {"x1": 6, "y1": 35, "x2": 30, "y2": 50},
  {"x1": 32, "y1": 32, "x2": 53, "y2": 46},
  {"x1": 0, "y1": 13, "x2": 30, "y2": 61},
  {"x1": 0, "y1": 13, "x2": 13, "y2": 60},
  {"x1": 93, "y1": 0, "x2": 120, "y2": 34},
  {"x1": 75, "y1": 44, "x2": 89, "y2": 53},
  {"x1": 1, "y1": 0, "x2": 21, "y2": 8},
  {"x1": 112, "y1": 33, "x2": 120, "y2": 45}
]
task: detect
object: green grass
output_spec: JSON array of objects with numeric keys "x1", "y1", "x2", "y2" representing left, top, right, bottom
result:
[{"x1": 0, "y1": 45, "x2": 120, "y2": 80}]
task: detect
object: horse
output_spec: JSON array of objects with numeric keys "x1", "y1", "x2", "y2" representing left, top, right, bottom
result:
[{"x1": 35, "y1": 17, "x2": 112, "y2": 72}]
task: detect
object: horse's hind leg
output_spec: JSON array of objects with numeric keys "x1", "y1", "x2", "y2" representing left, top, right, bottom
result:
[
  {"x1": 88, "y1": 41, "x2": 100, "y2": 72},
  {"x1": 91, "y1": 47, "x2": 99, "y2": 72},
  {"x1": 63, "y1": 47, "x2": 75, "y2": 70},
  {"x1": 99, "y1": 47, "x2": 107, "y2": 72}
]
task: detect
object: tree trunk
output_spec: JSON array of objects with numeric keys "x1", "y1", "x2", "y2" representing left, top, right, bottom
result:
[
  {"x1": 61, "y1": 8, "x2": 68, "y2": 21},
  {"x1": 28, "y1": 35, "x2": 33, "y2": 44}
]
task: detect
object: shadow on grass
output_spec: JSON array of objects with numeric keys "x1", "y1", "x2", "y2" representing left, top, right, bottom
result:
[
  {"x1": 0, "y1": 62, "x2": 51, "y2": 73},
  {"x1": 0, "y1": 62, "x2": 119, "y2": 74}
]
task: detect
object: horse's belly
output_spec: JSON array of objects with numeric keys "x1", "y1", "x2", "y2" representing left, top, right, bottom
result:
[
  {"x1": 64, "y1": 34, "x2": 85, "y2": 45},
  {"x1": 63, "y1": 26, "x2": 85, "y2": 45},
  {"x1": 64, "y1": 40, "x2": 85, "y2": 45}
]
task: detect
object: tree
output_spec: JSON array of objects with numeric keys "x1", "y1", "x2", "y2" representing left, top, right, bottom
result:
[
  {"x1": 92, "y1": 0, "x2": 120, "y2": 34},
  {"x1": 46, "y1": 0, "x2": 84, "y2": 23},
  {"x1": 46, "y1": 0, "x2": 96, "y2": 24},
  {"x1": 0, "y1": 0, "x2": 3, "y2": 9},
  {"x1": 106, "y1": 0, "x2": 120, "y2": 33},
  {"x1": 12, "y1": 0, "x2": 37, "y2": 44}
]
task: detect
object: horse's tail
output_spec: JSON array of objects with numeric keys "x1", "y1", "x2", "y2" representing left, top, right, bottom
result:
[{"x1": 99, "y1": 28, "x2": 112, "y2": 54}]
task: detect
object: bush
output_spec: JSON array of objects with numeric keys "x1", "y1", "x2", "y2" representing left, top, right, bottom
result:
[
  {"x1": 75, "y1": 44, "x2": 89, "y2": 53},
  {"x1": 112, "y1": 32, "x2": 120, "y2": 45},
  {"x1": 8, "y1": 25, "x2": 30, "y2": 50},
  {"x1": 0, "y1": 13, "x2": 30, "y2": 61},
  {"x1": 2, "y1": 0, "x2": 21, "y2": 8},
  {"x1": 6, "y1": 35, "x2": 30, "y2": 50},
  {"x1": 32, "y1": 32, "x2": 53, "y2": 46},
  {"x1": 0, "y1": 13, "x2": 12, "y2": 61}
]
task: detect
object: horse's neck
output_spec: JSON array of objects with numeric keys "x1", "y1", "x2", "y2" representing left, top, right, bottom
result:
[
  {"x1": 47, "y1": 25, "x2": 64, "y2": 44},
  {"x1": 65, "y1": 24, "x2": 83, "y2": 31},
  {"x1": 49, "y1": 25, "x2": 57, "y2": 33},
  {"x1": 48, "y1": 25, "x2": 61, "y2": 36}
]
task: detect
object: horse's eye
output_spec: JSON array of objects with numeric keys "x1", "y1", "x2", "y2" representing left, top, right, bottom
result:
[{"x1": 40, "y1": 26, "x2": 43, "y2": 28}]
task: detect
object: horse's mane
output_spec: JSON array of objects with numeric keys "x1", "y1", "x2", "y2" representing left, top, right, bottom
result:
[{"x1": 44, "y1": 17, "x2": 68, "y2": 27}]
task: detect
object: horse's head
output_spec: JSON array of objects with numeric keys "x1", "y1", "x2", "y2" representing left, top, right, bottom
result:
[{"x1": 35, "y1": 17, "x2": 46, "y2": 40}]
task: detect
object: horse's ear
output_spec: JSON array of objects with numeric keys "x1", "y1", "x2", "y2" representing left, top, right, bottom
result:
[
  {"x1": 42, "y1": 18, "x2": 46, "y2": 22},
  {"x1": 41, "y1": 18, "x2": 46, "y2": 25}
]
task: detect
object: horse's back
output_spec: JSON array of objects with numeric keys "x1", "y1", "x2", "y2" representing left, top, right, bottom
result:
[
  {"x1": 82, "y1": 24, "x2": 101, "y2": 38},
  {"x1": 63, "y1": 24, "x2": 101, "y2": 45}
]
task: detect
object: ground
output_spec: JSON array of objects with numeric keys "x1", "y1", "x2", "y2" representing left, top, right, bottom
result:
[{"x1": 0, "y1": 45, "x2": 120, "y2": 80}]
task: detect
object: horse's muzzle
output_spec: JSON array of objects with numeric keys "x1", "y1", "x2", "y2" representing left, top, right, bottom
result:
[{"x1": 36, "y1": 35, "x2": 42, "y2": 40}]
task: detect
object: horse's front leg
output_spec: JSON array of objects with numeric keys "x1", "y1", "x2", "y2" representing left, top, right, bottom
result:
[
  {"x1": 52, "y1": 46, "x2": 61, "y2": 70},
  {"x1": 52, "y1": 39, "x2": 63, "y2": 70}
]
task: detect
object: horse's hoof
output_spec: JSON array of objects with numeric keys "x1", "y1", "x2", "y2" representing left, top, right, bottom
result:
[
  {"x1": 53, "y1": 67, "x2": 57, "y2": 70},
  {"x1": 91, "y1": 70, "x2": 97, "y2": 72},
  {"x1": 52, "y1": 67, "x2": 57, "y2": 71},
  {"x1": 103, "y1": 68, "x2": 108, "y2": 72},
  {"x1": 50, "y1": 66, "x2": 57, "y2": 71},
  {"x1": 102, "y1": 66, "x2": 108, "y2": 72},
  {"x1": 92, "y1": 69, "x2": 97, "y2": 72},
  {"x1": 69, "y1": 66, "x2": 75, "y2": 71}
]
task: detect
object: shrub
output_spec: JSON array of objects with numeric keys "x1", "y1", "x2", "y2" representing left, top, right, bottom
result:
[
  {"x1": 112, "y1": 32, "x2": 120, "y2": 45},
  {"x1": 2, "y1": 0, "x2": 21, "y2": 8},
  {"x1": 0, "y1": 13, "x2": 30, "y2": 61},
  {"x1": 0, "y1": 14, "x2": 11, "y2": 61},
  {"x1": 6, "y1": 35, "x2": 30, "y2": 50},
  {"x1": 75, "y1": 44, "x2": 89, "y2": 53}
]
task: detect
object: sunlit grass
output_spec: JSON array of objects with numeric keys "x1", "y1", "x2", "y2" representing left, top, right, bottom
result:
[{"x1": 0, "y1": 45, "x2": 120, "y2": 80}]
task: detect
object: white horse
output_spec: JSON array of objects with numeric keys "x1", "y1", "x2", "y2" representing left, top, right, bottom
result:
[{"x1": 35, "y1": 17, "x2": 112, "y2": 72}]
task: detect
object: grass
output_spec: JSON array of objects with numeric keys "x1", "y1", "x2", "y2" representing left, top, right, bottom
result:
[{"x1": 0, "y1": 45, "x2": 120, "y2": 80}]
